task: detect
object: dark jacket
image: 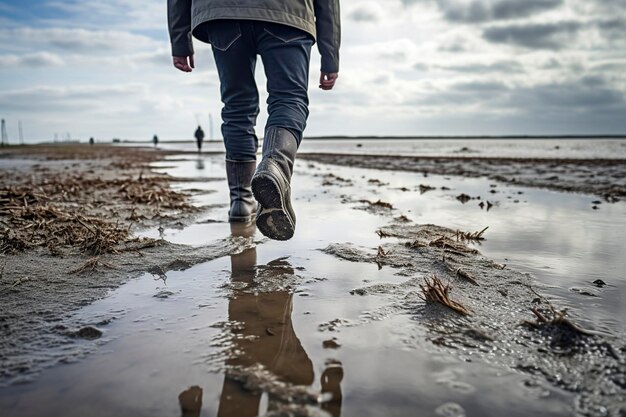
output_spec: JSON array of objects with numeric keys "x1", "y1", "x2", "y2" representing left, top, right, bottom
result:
[{"x1": 168, "y1": 0, "x2": 340, "y2": 73}]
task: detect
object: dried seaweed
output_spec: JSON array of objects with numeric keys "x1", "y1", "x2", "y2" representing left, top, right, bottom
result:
[
  {"x1": 455, "y1": 268, "x2": 478, "y2": 286},
  {"x1": 358, "y1": 199, "x2": 393, "y2": 209},
  {"x1": 419, "y1": 275, "x2": 471, "y2": 316},
  {"x1": 0, "y1": 156, "x2": 199, "y2": 255},
  {"x1": 429, "y1": 235, "x2": 478, "y2": 255},
  {"x1": 69, "y1": 256, "x2": 118, "y2": 274},
  {"x1": 454, "y1": 227, "x2": 488, "y2": 242},
  {"x1": 0, "y1": 276, "x2": 30, "y2": 294}
]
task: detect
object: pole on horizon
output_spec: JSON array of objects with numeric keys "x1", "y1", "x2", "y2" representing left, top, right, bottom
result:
[
  {"x1": 209, "y1": 113, "x2": 214, "y2": 141},
  {"x1": 1, "y1": 119, "x2": 8, "y2": 146},
  {"x1": 18, "y1": 120, "x2": 23, "y2": 145}
]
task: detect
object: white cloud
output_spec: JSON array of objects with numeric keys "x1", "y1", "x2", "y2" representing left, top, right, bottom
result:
[
  {"x1": 0, "y1": 27, "x2": 160, "y2": 54},
  {"x1": 0, "y1": 0, "x2": 625, "y2": 142},
  {"x1": 0, "y1": 52, "x2": 65, "y2": 68}
]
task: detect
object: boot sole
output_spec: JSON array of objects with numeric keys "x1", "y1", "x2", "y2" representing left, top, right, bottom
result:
[{"x1": 251, "y1": 173, "x2": 295, "y2": 241}]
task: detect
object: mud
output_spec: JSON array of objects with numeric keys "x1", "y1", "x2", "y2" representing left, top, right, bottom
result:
[
  {"x1": 321, "y1": 219, "x2": 626, "y2": 416},
  {"x1": 299, "y1": 153, "x2": 626, "y2": 199},
  {"x1": 0, "y1": 145, "x2": 255, "y2": 385},
  {"x1": 1, "y1": 145, "x2": 625, "y2": 417}
]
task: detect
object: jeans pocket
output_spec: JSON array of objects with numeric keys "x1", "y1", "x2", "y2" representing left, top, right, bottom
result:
[
  {"x1": 207, "y1": 20, "x2": 242, "y2": 51},
  {"x1": 263, "y1": 22, "x2": 309, "y2": 43}
]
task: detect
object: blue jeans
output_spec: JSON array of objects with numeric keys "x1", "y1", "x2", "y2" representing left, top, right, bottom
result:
[{"x1": 207, "y1": 20, "x2": 313, "y2": 161}]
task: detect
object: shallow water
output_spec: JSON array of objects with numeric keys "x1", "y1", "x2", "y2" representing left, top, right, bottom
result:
[
  {"x1": 1, "y1": 152, "x2": 625, "y2": 416},
  {"x1": 125, "y1": 137, "x2": 626, "y2": 159}
]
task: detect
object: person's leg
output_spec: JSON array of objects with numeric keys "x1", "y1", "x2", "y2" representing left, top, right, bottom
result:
[
  {"x1": 259, "y1": 22, "x2": 313, "y2": 144},
  {"x1": 209, "y1": 20, "x2": 260, "y2": 222},
  {"x1": 211, "y1": 20, "x2": 260, "y2": 160},
  {"x1": 251, "y1": 22, "x2": 313, "y2": 240}
]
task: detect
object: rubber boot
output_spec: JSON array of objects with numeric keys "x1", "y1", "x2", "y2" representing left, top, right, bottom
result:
[
  {"x1": 251, "y1": 127, "x2": 298, "y2": 240},
  {"x1": 226, "y1": 160, "x2": 257, "y2": 223}
]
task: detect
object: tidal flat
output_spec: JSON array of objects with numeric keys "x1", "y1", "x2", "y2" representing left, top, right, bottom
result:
[{"x1": 1, "y1": 142, "x2": 625, "y2": 417}]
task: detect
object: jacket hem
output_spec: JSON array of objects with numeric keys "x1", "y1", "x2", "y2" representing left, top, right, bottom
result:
[{"x1": 191, "y1": 6, "x2": 317, "y2": 44}]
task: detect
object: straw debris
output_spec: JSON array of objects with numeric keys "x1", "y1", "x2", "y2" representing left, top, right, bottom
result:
[
  {"x1": 0, "y1": 156, "x2": 199, "y2": 256},
  {"x1": 419, "y1": 275, "x2": 471, "y2": 316},
  {"x1": 359, "y1": 199, "x2": 393, "y2": 209},
  {"x1": 454, "y1": 227, "x2": 488, "y2": 242},
  {"x1": 429, "y1": 235, "x2": 479, "y2": 256},
  {"x1": 376, "y1": 229, "x2": 393, "y2": 239},
  {"x1": 69, "y1": 256, "x2": 118, "y2": 274}
]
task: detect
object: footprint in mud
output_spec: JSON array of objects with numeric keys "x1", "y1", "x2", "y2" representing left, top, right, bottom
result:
[
  {"x1": 435, "y1": 402, "x2": 466, "y2": 417},
  {"x1": 570, "y1": 287, "x2": 599, "y2": 297},
  {"x1": 436, "y1": 377, "x2": 476, "y2": 395}
]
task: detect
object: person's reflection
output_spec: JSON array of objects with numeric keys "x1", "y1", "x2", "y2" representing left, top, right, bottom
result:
[
  {"x1": 195, "y1": 158, "x2": 205, "y2": 170},
  {"x1": 321, "y1": 361, "x2": 343, "y2": 417},
  {"x1": 217, "y1": 223, "x2": 342, "y2": 417},
  {"x1": 178, "y1": 386, "x2": 203, "y2": 417}
]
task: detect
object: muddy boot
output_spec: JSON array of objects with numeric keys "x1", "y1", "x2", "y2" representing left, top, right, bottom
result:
[
  {"x1": 251, "y1": 127, "x2": 298, "y2": 240},
  {"x1": 226, "y1": 160, "x2": 257, "y2": 223}
]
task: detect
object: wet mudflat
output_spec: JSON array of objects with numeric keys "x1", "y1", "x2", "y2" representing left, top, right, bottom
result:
[{"x1": 1, "y1": 146, "x2": 626, "y2": 417}]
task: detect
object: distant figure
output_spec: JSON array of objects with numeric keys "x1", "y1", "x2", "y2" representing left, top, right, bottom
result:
[
  {"x1": 194, "y1": 126, "x2": 205, "y2": 153},
  {"x1": 153, "y1": 134, "x2": 159, "y2": 147},
  {"x1": 89, "y1": 137, "x2": 95, "y2": 145}
]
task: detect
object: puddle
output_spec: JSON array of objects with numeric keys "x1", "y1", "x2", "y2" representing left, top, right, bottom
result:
[{"x1": 1, "y1": 152, "x2": 624, "y2": 416}]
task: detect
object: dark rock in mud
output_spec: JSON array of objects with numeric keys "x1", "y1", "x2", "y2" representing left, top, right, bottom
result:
[
  {"x1": 322, "y1": 339, "x2": 341, "y2": 349},
  {"x1": 74, "y1": 326, "x2": 102, "y2": 340},
  {"x1": 419, "y1": 184, "x2": 436, "y2": 194},
  {"x1": 456, "y1": 193, "x2": 473, "y2": 204},
  {"x1": 593, "y1": 279, "x2": 607, "y2": 288}
]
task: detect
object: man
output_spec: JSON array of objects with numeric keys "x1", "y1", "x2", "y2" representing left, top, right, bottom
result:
[
  {"x1": 168, "y1": 0, "x2": 340, "y2": 240},
  {"x1": 194, "y1": 125, "x2": 205, "y2": 153}
]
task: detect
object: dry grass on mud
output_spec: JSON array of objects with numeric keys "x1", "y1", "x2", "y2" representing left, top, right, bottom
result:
[{"x1": 0, "y1": 145, "x2": 201, "y2": 256}]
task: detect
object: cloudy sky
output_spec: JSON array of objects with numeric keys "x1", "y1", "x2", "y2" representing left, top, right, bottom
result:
[{"x1": 0, "y1": 0, "x2": 624, "y2": 143}]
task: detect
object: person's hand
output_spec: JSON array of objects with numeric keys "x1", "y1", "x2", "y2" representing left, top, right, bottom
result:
[
  {"x1": 319, "y1": 72, "x2": 338, "y2": 90},
  {"x1": 173, "y1": 55, "x2": 194, "y2": 72}
]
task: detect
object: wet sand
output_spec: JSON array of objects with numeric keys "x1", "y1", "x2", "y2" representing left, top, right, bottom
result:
[
  {"x1": 299, "y1": 153, "x2": 626, "y2": 199},
  {"x1": 1, "y1": 145, "x2": 625, "y2": 417},
  {"x1": 0, "y1": 145, "x2": 253, "y2": 383}
]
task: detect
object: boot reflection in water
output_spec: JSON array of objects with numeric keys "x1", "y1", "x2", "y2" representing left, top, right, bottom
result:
[
  {"x1": 217, "y1": 223, "x2": 315, "y2": 417},
  {"x1": 321, "y1": 362, "x2": 344, "y2": 417},
  {"x1": 178, "y1": 385, "x2": 203, "y2": 417}
]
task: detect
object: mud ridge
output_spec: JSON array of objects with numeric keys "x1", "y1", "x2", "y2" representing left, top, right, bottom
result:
[
  {"x1": 321, "y1": 219, "x2": 626, "y2": 416},
  {"x1": 300, "y1": 153, "x2": 626, "y2": 198}
]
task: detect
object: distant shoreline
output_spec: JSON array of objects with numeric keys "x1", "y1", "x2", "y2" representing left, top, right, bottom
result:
[
  {"x1": 9, "y1": 135, "x2": 626, "y2": 146},
  {"x1": 119, "y1": 135, "x2": 626, "y2": 144}
]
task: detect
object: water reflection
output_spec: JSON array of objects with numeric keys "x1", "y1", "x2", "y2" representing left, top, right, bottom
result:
[
  {"x1": 320, "y1": 362, "x2": 343, "y2": 416},
  {"x1": 216, "y1": 224, "x2": 342, "y2": 416},
  {"x1": 195, "y1": 158, "x2": 205, "y2": 170},
  {"x1": 178, "y1": 386, "x2": 203, "y2": 417}
]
